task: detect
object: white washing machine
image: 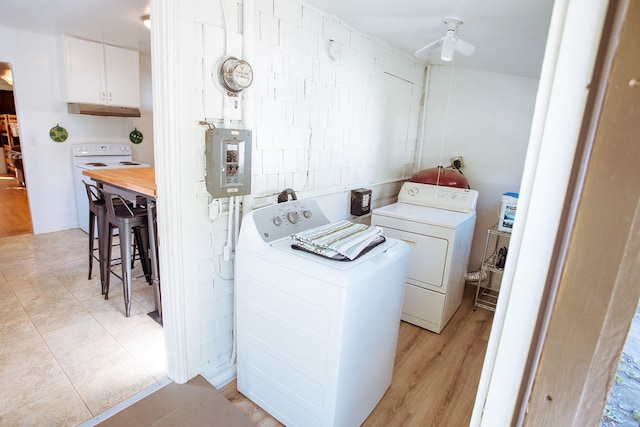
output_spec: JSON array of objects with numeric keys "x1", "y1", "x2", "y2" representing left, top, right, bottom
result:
[
  {"x1": 371, "y1": 182, "x2": 478, "y2": 333},
  {"x1": 235, "y1": 198, "x2": 409, "y2": 427}
]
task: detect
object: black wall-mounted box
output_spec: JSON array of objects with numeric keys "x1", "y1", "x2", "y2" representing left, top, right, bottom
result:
[{"x1": 350, "y1": 188, "x2": 372, "y2": 216}]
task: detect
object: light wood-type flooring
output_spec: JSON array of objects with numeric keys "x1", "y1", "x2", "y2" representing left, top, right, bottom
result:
[
  {"x1": 0, "y1": 173, "x2": 32, "y2": 237},
  {"x1": 221, "y1": 285, "x2": 494, "y2": 427}
]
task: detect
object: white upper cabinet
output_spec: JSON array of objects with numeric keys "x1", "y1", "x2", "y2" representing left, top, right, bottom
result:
[{"x1": 62, "y1": 36, "x2": 140, "y2": 108}]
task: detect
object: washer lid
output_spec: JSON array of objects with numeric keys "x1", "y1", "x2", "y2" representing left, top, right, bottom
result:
[{"x1": 372, "y1": 202, "x2": 475, "y2": 228}]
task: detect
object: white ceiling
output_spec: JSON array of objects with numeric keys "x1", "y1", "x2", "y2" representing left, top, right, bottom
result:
[
  {"x1": 0, "y1": 0, "x2": 151, "y2": 55},
  {"x1": 304, "y1": 0, "x2": 555, "y2": 77},
  {"x1": 0, "y1": 0, "x2": 554, "y2": 78}
]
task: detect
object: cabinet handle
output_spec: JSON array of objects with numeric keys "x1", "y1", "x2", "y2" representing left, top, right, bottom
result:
[
  {"x1": 100, "y1": 92, "x2": 106, "y2": 101},
  {"x1": 108, "y1": 92, "x2": 112, "y2": 102},
  {"x1": 399, "y1": 237, "x2": 417, "y2": 246}
]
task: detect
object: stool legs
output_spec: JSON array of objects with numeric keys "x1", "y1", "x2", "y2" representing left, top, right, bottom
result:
[
  {"x1": 134, "y1": 226, "x2": 152, "y2": 284},
  {"x1": 90, "y1": 206, "x2": 109, "y2": 296},
  {"x1": 104, "y1": 223, "x2": 115, "y2": 300},
  {"x1": 118, "y1": 220, "x2": 134, "y2": 317},
  {"x1": 146, "y1": 200, "x2": 162, "y2": 322},
  {"x1": 100, "y1": 189, "x2": 155, "y2": 318},
  {"x1": 88, "y1": 209, "x2": 96, "y2": 280},
  {"x1": 96, "y1": 208, "x2": 107, "y2": 295},
  {"x1": 103, "y1": 221, "x2": 148, "y2": 317}
]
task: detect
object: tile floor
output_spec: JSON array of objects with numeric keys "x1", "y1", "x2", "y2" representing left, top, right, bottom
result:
[{"x1": 0, "y1": 229, "x2": 166, "y2": 425}]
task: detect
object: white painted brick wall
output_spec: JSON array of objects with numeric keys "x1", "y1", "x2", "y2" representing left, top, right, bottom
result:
[
  {"x1": 322, "y1": 17, "x2": 350, "y2": 45},
  {"x1": 199, "y1": 0, "x2": 425, "y2": 384},
  {"x1": 259, "y1": 12, "x2": 279, "y2": 45},
  {"x1": 274, "y1": 0, "x2": 303, "y2": 26},
  {"x1": 279, "y1": 21, "x2": 299, "y2": 51},
  {"x1": 255, "y1": 0, "x2": 273, "y2": 14}
]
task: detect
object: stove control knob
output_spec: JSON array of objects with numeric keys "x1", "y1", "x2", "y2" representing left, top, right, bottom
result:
[
  {"x1": 302, "y1": 210, "x2": 312, "y2": 218},
  {"x1": 287, "y1": 211, "x2": 299, "y2": 224},
  {"x1": 273, "y1": 216, "x2": 282, "y2": 226}
]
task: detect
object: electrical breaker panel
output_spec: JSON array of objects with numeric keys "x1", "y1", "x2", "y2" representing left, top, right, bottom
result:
[{"x1": 205, "y1": 128, "x2": 252, "y2": 198}]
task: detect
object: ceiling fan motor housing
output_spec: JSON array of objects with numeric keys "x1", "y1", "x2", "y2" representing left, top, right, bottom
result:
[
  {"x1": 444, "y1": 17, "x2": 463, "y2": 31},
  {"x1": 441, "y1": 37, "x2": 456, "y2": 61}
]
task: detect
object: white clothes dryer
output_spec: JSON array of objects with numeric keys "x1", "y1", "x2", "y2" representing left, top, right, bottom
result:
[
  {"x1": 235, "y1": 198, "x2": 409, "y2": 427},
  {"x1": 371, "y1": 182, "x2": 478, "y2": 333}
]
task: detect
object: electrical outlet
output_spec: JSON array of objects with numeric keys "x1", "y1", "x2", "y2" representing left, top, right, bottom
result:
[{"x1": 450, "y1": 156, "x2": 464, "y2": 168}]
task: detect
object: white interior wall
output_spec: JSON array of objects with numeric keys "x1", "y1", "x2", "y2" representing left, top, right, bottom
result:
[
  {"x1": 420, "y1": 65, "x2": 539, "y2": 269},
  {"x1": 130, "y1": 53, "x2": 155, "y2": 166},
  {"x1": 0, "y1": 25, "x2": 154, "y2": 234}
]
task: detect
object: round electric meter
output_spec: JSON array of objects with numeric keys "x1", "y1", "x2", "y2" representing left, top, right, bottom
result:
[{"x1": 218, "y1": 57, "x2": 254, "y2": 94}]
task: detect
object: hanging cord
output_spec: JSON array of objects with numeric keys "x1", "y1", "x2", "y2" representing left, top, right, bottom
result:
[
  {"x1": 198, "y1": 120, "x2": 216, "y2": 130},
  {"x1": 208, "y1": 199, "x2": 233, "y2": 281},
  {"x1": 220, "y1": 0, "x2": 230, "y2": 56},
  {"x1": 303, "y1": 129, "x2": 312, "y2": 191},
  {"x1": 437, "y1": 59, "x2": 456, "y2": 186},
  {"x1": 224, "y1": 196, "x2": 234, "y2": 261}
]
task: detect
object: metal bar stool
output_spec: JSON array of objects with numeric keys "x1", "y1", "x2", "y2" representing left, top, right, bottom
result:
[
  {"x1": 102, "y1": 188, "x2": 151, "y2": 317},
  {"x1": 83, "y1": 181, "x2": 104, "y2": 284},
  {"x1": 136, "y1": 196, "x2": 162, "y2": 321},
  {"x1": 83, "y1": 181, "x2": 144, "y2": 296}
]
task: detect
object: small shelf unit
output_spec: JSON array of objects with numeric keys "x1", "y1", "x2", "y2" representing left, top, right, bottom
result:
[
  {"x1": 0, "y1": 114, "x2": 19, "y2": 175},
  {"x1": 474, "y1": 224, "x2": 511, "y2": 312}
]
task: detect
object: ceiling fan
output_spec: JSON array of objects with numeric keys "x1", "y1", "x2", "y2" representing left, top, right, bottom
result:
[{"x1": 414, "y1": 17, "x2": 475, "y2": 62}]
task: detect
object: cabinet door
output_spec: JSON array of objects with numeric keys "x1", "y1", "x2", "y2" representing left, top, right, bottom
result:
[
  {"x1": 104, "y1": 45, "x2": 140, "y2": 107},
  {"x1": 63, "y1": 37, "x2": 106, "y2": 104}
]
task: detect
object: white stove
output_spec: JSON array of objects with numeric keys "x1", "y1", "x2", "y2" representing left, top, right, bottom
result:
[
  {"x1": 72, "y1": 143, "x2": 149, "y2": 170},
  {"x1": 72, "y1": 143, "x2": 150, "y2": 233}
]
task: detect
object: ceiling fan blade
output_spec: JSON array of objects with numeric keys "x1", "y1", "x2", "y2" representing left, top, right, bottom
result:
[
  {"x1": 414, "y1": 39, "x2": 442, "y2": 58},
  {"x1": 455, "y1": 38, "x2": 475, "y2": 56}
]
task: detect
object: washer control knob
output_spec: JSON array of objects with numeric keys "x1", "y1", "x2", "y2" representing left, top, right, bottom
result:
[
  {"x1": 407, "y1": 187, "x2": 419, "y2": 196},
  {"x1": 302, "y1": 210, "x2": 312, "y2": 218},
  {"x1": 287, "y1": 211, "x2": 299, "y2": 224},
  {"x1": 273, "y1": 216, "x2": 282, "y2": 226}
]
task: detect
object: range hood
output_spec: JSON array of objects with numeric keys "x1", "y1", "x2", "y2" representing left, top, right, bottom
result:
[{"x1": 67, "y1": 103, "x2": 141, "y2": 117}]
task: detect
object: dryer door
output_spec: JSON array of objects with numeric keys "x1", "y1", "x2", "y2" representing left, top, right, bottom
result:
[{"x1": 380, "y1": 226, "x2": 448, "y2": 289}]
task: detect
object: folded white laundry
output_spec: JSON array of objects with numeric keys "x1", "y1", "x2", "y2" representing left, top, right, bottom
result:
[{"x1": 291, "y1": 220, "x2": 385, "y2": 260}]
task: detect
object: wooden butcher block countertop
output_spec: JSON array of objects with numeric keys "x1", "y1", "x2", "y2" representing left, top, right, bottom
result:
[{"x1": 83, "y1": 167, "x2": 156, "y2": 198}]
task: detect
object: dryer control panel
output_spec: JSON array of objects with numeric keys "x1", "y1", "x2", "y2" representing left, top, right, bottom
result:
[
  {"x1": 398, "y1": 182, "x2": 478, "y2": 213},
  {"x1": 251, "y1": 199, "x2": 330, "y2": 243}
]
